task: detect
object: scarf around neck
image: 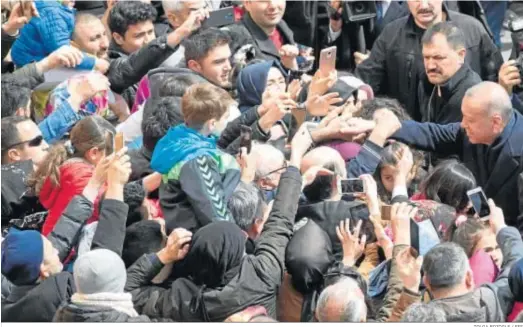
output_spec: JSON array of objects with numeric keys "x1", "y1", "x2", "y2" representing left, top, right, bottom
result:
[{"x1": 71, "y1": 292, "x2": 138, "y2": 317}]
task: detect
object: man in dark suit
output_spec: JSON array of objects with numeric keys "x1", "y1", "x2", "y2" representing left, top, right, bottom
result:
[
  {"x1": 324, "y1": 0, "x2": 409, "y2": 72},
  {"x1": 391, "y1": 82, "x2": 523, "y2": 234},
  {"x1": 225, "y1": 0, "x2": 295, "y2": 65}
]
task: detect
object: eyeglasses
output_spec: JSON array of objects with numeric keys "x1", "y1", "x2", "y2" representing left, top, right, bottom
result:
[
  {"x1": 4, "y1": 135, "x2": 44, "y2": 151},
  {"x1": 256, "y1": 161, "x2": 288, "y2": 181}
]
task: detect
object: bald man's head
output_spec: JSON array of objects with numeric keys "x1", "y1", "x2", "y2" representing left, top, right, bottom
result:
[
  {"x1": 73, "y1": 13, "x2": 109, "y2": 59},
  {"x1": 461, "y1": 81, "x2": 514, "y2": 145},
  {"x1": 301, "y1": 146, "x2": 347, "y2": 178},
  {"x1": 316, "y1": 278, "x2": 367, "y2": 322}
]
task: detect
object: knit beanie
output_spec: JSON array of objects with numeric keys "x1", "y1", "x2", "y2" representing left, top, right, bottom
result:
[
  {"x1": 509, "y1": 257, "x2": 523, "y2": 302},
  {"x1": 73, "y1": 249, "x2": 127, "y2": 294},
  {"x1": 1, "y1": 228, "x2": 44, "y2": 286}
]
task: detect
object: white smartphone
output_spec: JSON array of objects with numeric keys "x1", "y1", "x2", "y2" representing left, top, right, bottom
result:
[{"x1": 467, "y1": 187, "x2": 490, "y2": 220}]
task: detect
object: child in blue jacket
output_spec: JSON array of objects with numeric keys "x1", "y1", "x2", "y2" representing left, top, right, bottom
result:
[{"x1": 11, "y1": 0, "x2": 95, "y2": 69}]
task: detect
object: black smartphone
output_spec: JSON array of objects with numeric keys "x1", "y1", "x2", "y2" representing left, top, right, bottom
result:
[
  {"x1": 340, "y1": 178, "x2": 365, "y2": 194},
  {"x1": 410, "y1": 219, "x2": 420, "y2": 255},
  {"x1": 202, "y1": 6, "x2": 235, "y2": 29},
  {"x1": 239, "y1": 125, "x2": 252, "y2": 154},
  {"x1": 467, "y1": 187, "x2": 490, "y2": 219}
]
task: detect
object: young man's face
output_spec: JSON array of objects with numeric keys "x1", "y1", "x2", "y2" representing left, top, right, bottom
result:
[
  {"x1": 192, "y1": 44, "x2": 232, "y2": 88},
  {"x1": 73, "y1": 19, "x2": 110, "y2": 59},
  {"x1": 245, "y1": 0, "x2": 286, "y2": 31},
  {"x1": 4, "y1": 120, "x2": 49, "y2": 166},
  {"x1": 113, "y1": 20, "x2": 156, "y2": 54}
]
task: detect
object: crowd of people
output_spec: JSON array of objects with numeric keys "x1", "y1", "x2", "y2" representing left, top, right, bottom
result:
[{"x1": 1, "y1": 0, "x2": 523, "y2": 323}]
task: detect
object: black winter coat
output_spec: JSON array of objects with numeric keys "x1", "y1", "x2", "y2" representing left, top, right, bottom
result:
[
  {"x1": 392, "y1": 111, "x2": 523, "y2": 234},
  {"x1": 356, "y1": 9, "x2": 503, "y2": 120},
  {"x1": 417, "y1": 64, "x2": 482, "y2": 124},
  {"x1": 125, "y1": 167, "x2": 303, "y2": 321}
]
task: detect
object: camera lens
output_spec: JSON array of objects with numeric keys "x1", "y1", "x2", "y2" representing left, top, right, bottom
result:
[{"x1": 354, "y1": 2, "x2": 366, "y2": 14}]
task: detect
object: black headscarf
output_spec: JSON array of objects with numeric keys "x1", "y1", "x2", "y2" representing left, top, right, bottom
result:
[{"x1": 185, "y1": 222, "x2": 246, "y2": 289}]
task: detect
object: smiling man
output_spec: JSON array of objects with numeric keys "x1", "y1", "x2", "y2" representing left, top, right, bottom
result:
[
  {"x1": 356, "y1": 0, "x2": 502, "y2": 121},
  {"x1": 418, "y1": 21, "x2": 482, "y2": 124}
]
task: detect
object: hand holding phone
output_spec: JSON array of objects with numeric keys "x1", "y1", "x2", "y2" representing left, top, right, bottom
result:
[
  {"x1": 340, "y1": 178, "x2": 365, "y2": 194},
  {"x1": 114, "y1": 132, "x2": 124, "y2": 153},
  {"x1": 319, "y1": 46, "x2": 337, "y2": 77},
  {"x1": 467, "y1": 187, "x2": 490, "y2": 219},
  {"x1": 201, "y1": 6, "x2": 235, "y2": 29},
  {"x1": 239, "y1": 125, "x2": 252, "y2": 154}
]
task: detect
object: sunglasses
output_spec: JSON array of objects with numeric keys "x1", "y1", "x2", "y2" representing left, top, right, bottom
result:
[{"x1": 4, "y1": 135, "x2": 44, "y2": 150}]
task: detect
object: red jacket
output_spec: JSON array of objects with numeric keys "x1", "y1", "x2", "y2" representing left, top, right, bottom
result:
[{"x1": 39, "y1": 160, "x2": 104, "y2": 236}]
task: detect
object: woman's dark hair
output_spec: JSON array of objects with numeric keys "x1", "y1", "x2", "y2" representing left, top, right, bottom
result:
[
  {"x1": 373, "y1": 142, "x2": 424, "y2": 203},
  {"x1": 419, "y1": 160, "x2": 476, "y2": 213},
  {"x1": 124, "y1": 182, "x2": 147, "y2": 227},
  {"x1": 28, "y1": 116, "x2": 115, "y2": 195},
  {"x1": 446, "y1": 218, "x2": 487, "y2": 257}
]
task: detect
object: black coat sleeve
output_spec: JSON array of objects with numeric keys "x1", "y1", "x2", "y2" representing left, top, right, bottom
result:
[
  {"x1": 47, "y1": 195, "x2": 94, "y2": 262},
  {"x1": 90, "y1": 199, "x2": 129, "y2": 256},
  {"x1": 477, "y1": 25, "x2": 503, "y2": 83},
  {"x1": 250, "y1": 166, "x2": 302, "y2": 286},
  {"x1": 355, "y1": 28, "x2": 389, "y2": 95},
  {"x1": 108, "y1": 35, "x2": 178, "y2": 93}
]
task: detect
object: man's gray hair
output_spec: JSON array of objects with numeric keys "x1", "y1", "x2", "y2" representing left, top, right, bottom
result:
[
  {"x1": 464, "y1": 81, "x2": 513, "y2": 123},
  {"x1": 227, "y1": 181, "x2": 265, "y2": 232},
  {"x1": 162, "y1": 0, "x2": 185, "y2": 14},
  {"x1": 251, "y1": 142, "x2": 285, "y2": 180},
  {"x1": 422, "y1": 21, "x2": 465, "y2": 50},
  {"x1": 401, "y1": 303, "x2": 447, "y2": 322},
  {"x1": 316, "y1": 277, "x2": 367, "y2": 322},
  {"x1": 422, "y1": 242, "x2": 469, "y2": 290}
]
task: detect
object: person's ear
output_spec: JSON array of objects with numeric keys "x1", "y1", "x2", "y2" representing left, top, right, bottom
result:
[
  {"x1": 457, "y1": 47, "x2": 466, "y2": 64},
  {"x1": 167, "y1": 12, "x2": 180, "y2": 28},
  {"x1": 85, "y1": 147, "x2": 105, "y2": 164},
  {"x1": 465, "y1": 269, "x2": 475, "y2": 290},
  {"x1": 40, "y1": 263, "x2": 50, "y2": 279},
  {"x1": 492, "y1": 113, "x2": 504, "y2": 134},
  {"x1": 187, "y1": 59, "x2": 202, "y2": 73},
  {"x1": 7, "y1": 148, "x2": 22, "y2": 163},
  {"x1": 112, "y1": 32, "x2": 125, "y2": 46}
]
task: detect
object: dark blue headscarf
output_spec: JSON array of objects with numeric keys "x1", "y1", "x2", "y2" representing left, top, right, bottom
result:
[{"x1": 236, "y1": 60, "x2": 287, "y2": 113}]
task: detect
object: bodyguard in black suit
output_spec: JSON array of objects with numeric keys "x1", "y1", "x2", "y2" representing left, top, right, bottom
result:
[
  {"x1": 391, "y1": 82, "x2": 523, "y2": 234},
  {"x1": 321, "y1": 0, "x2": 410, "y2": 72}
]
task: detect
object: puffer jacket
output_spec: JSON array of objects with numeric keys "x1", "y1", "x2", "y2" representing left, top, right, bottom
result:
[
  {"x1": 39, "y1": 159, "x2": 104, "y2": 236},
  {"x1": 10, "y1": 1, "x2": 95, "y2": 69},
  {"x1": 356, "y1": 9, "x2": 503, "y2": 120},
  {"x1": 125, "y1": 167, "x2": 303, "y2": 321}
]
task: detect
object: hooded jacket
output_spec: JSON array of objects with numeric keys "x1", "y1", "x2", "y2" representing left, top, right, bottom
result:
[
  {"x1": 356, "y1": 9, "x2": 503, "y2": 120},
  {"x1": 53, "y1": 303, "x2": 157, "y2": 322},
  {"x1": 418, "y1": 64, "x2": 482, "y2": 124},
  {"x1": 125, "y1": 167, "x2": 303, "y2": 321},
  {"x1": 10, "y1": 1, "x2": 95, "y2": 69},
  {"x1": 151, "y1": 125, "x2": 240, "y2": 233}
]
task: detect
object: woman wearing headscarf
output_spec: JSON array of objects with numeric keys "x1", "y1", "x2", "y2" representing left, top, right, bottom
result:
[{"x1": 124, "y1": 142, "x2": 305, "y2": 321}]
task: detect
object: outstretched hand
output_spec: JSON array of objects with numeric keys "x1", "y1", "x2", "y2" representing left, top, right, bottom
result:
[{"x1": 157, "y1": 228, "x2": 193, "y2": 264}]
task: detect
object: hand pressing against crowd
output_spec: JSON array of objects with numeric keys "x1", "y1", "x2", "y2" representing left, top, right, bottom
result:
[
  {"x1": 157, "y1": 228, "x2": 193, "y2": 264},
  {"x1": 359, "y1": 174, "x2": 380, "y2": 217},
  {"x1": 487, "y1": 199, "x2": 507, "y2": 235},
  {"x1": 306, "y1": 92, "x2": 343, "y2": 117},
  {"x1": 290, "y1": 122, "x2": 315, "y2": 168},
  {"x1": 35, "y1": 45, "x2": 84, "y2": 73},
  {"x1": 257, "y1": 91, "x2": 295, "y2": 133},
  {"x1": 237, "y1": 147, "x2": 256, "y2": 183},
  {"x1": 337, "y1": 219, "x2": 366, "y2": 267},
  {"x1": 67, "y1": 72, "x2": 111, "y2": 110},
  {"x1": 391, "y1": 202, "x2": 417, "y2": 246},
  {"x1": 310, "y1": 107, "x2": 375, "y2": 143},
  {"x1": 395, "y1": 246, "x2": 423, "y2": 293},
  {"x1": 393, "y1": 145, "x2": 414, "y2": 190},
  {"x1": 498, "y1": 60, "x2": 522, "y2": 96},
  {"x1": 105, "y1": 148, "x2": 132, "y2": 201},
  {"x1": 279, "y1": 44, "x2": 299, "y2": 70},
  {"x1": 367, "y1": 108, "x2": 402, "y2": 146},
  {"x1": 168, "y1": 8, "x2": 210, "y2": 47},
  {"x1": 308, "y1": 69, "x2": 337, "y2": 98},
  {"x1": 2, "y1": 1, "x2": 38, "y2": 36},
  {"x1": 301, "y1": 166, "x2": 334, "y2": 191}
]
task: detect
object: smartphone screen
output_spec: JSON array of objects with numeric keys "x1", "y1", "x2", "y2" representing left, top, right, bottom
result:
[
  {"x1": 467, "y1": 188, "x2": 490, "y2": 218},
  {"x1": 319, "y1": 46, "x2": 337, "y2": 76},
  {"x1": 239, "y1": 125, "x2": 252, "y2": 154},
  {"x1": 381, "y1": 205, "x2": 392, "y2": 221},
  {"x1": 418, "y1": 219, "x2": 441, "y2": 256},
  {"x1": 410, "y1": 219, "x2": 420, "y2": 255},
  {"x1": 340, "y1": 178, "x2": 364, "y2": 194}
]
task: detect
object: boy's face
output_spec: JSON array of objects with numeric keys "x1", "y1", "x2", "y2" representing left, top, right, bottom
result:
[{"x1": 113, "y1": 20, "x2": 156, "y2": 55}]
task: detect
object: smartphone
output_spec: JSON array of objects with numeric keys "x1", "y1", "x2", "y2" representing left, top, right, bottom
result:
[
  {"x1": 467, "y1": 187, "x2": 490, "y2": 219},
  {"x1": 239, "y1": 125, "x2": 252, "y2": 154},
  {"x1": 410, "y1": 219, "x2": 420, "y2": 255},
  {"x1": 319, "y1": 46, "x2": 337, "y2": 77},
  {"x1": 381, "y1": 205, "x2": 392, "y2": 221},
  {"x1": 340, "y1": 178, "x2": 365, "y2": 194},
  {"x1": 114, "y1": 132, "x2": 124, "y2": 153},
  {"x1": 418, "y1": 219, "x2": 441, "y2": 256},
  {"x1": 202, "y1": 6, "x2": 235, "y2": 29}
]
